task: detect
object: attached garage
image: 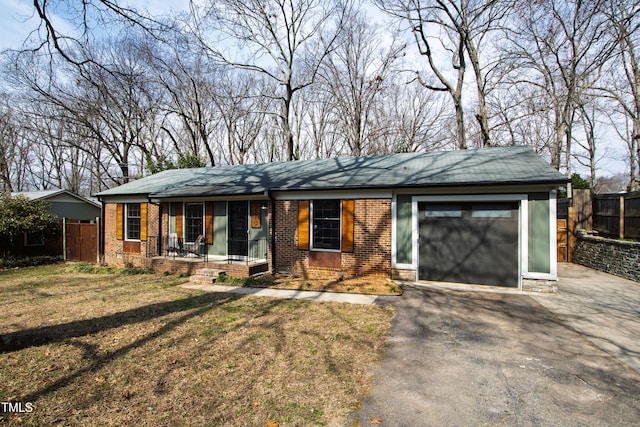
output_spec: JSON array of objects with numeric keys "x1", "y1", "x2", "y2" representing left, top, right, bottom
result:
[
  {"x1": 418, "y1": 201, "x2": 520, "y2": 287},
  {"x1": 391, "y1": 148, "x2": 568, "y2": 290}
]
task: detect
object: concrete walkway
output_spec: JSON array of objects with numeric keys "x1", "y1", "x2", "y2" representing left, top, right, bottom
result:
[
  {"x1": 180, "y1": 283, "x2": 380, "y2": 305},
  {"x1": 350, "y1": 263, "x2": 640, "y2": 426}
]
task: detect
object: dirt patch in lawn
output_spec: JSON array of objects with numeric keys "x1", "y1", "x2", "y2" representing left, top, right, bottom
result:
[
  {"x1": 0, "y1": 264, "x2": 394, "y2": 426},
  {"x1": 218, "y1": 273, "x2": 403, "y2": 296}
]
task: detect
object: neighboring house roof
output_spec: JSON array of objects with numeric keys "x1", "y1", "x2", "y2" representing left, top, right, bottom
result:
[
  {"x1": 96, "y1": 146, "x2": 569, "y2": 199},
  {"x1": 11, "y1": 189, "x2": 101, "y2": 208}
]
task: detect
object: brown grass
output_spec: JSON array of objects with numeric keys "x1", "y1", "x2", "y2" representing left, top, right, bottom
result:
[
  {"x1": 0, "y1": 264, "x2": 394, "y2": 426},
  {"x1": 219, "y1": 273, "x2": 403, "y2": 296}
]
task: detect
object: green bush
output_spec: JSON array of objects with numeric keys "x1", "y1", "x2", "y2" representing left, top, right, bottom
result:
[
  {"x1": 216, "y1": 274, "x2": 268, "y2": 287},
  {"x1": 0, "y1": 193, "x2": 61, "y2": 257},
  {"x1": 0, "y1": 255, "x2": 63, "y2": 269}
]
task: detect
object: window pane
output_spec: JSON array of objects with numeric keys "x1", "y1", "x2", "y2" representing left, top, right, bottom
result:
[
  {"x1": 313, "y1": 200, "x2": 340, "y2": 250},
  {"x1": 471, "y1": 204, "x2": 513, "y2": 218},
  {"x1": 126, "y1": 203, "x2": 141, "y2": 240},
  {"x1": 25, "y1": 232, "x2": 44, "y2": 246},
  {"x1": 425, "y1": 205, "x2": 462, "y2": 218},
  {"x1": 185, "y1": 203, "x2": 204, "y2": 243}
]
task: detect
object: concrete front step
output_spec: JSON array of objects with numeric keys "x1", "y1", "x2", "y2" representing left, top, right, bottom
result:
[
  {"x1": 189, "y1": 268, "x2": 226, "y2": 284},
  {"x1": 195, "y1": 268, "x2": 227, "y2": 277}
]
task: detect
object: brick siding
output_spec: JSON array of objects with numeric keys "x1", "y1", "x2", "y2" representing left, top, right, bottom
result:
[
  {"x1": 274, "y1": 199, "x2": 392, "y2": 279},
  {"x1": 103, "y1": 202, "x2": 161, "y2": 269},
  {"x1": 104, "y1": 199, "x2": 390, "y2": 278}
]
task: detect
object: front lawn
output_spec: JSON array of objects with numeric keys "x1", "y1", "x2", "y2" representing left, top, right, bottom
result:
[{"x1": 0, "y1": 265, "x2": 394, "y2": 426}]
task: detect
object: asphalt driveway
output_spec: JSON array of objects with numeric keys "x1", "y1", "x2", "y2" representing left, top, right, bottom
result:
[
  {"x1": 350, "y1": 264, "x2": 640, "y2": 426},
  {"x1": 532, "y1": 263, "x2": 640, "y2": 375}
]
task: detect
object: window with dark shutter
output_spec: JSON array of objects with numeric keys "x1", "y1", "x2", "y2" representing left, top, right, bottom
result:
[
  {"x1": 125, "y1": 203, "x2": 141, "y2": 241},
  {"x1": 312, "y1": 199, "x2": 341, "y2": 250}
]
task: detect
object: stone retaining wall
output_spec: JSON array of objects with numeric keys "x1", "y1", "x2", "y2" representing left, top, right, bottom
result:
[{"x1": 573, "y1": 230, "x2": 640, "y2": 282}]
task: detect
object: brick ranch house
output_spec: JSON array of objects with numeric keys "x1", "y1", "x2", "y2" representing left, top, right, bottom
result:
[{"x1": 96, "y1": 146, "x2": 568, "y2": 289}]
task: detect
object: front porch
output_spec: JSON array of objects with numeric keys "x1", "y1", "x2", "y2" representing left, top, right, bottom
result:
[
  {"x1": 148, "y1": 233, "x2": 269, "y2": 278},
  {"x1": 150, "y1": 255, "x2": 269, "y2": 277}
]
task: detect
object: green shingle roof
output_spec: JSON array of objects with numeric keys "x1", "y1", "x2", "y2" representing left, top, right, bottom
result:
[{"x1": 96, "y1": 146, "x2": 568, "y2": 199}]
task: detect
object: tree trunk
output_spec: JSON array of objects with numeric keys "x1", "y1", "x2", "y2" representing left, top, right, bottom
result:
[
  {"x1": 633, "y1": 121, "x2": 639, "y2": 191},
  {"x1": 467, "y1": 39, "x2": 491, "y2": 147},
  {"x1": 284, "y1": 83, "x2": 295, "y2": 161},
  {"x1": 454, "y1": 97, "x2": 467, "y2": 150}
]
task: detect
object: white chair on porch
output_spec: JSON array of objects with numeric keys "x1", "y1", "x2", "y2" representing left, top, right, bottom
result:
[
  {"x1": 184, "y1": 235, "x2": 204, "y2": 257},
  {"x1": 167, "y1": 233, "x2": 180, "y2": 257}
]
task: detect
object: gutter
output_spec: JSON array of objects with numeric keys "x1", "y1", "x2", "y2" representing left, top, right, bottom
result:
[
  {"x1": 266, "y1": 190, "x2": 276, "y2": 274},
  {"x1": 97, "y1": 196, "x2": 105, "y2": 264},
  {"x1": 148, "y1": 198, "x2": 162, "y2": 257}
]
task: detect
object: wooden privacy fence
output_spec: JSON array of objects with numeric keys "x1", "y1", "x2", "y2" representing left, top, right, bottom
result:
[
  {"x1": 556, "y1": 189, "x2": 591, "y2": 262},
  {"x1": 593, "y1": 191, "x2": 640, "y2": 239},
  {"x1": 556, "y1": 198, "x2": 571, "y2": 262},
  {"x1": 64, "y1": 220, "x2": 99, "y2": 263}
]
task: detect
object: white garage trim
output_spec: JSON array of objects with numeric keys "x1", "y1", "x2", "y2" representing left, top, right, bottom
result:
[
  {"x1": 523, "y1": 190, "x2": 558, "y2": 281},
  {"x1": 391, "y1": 194, "x2": 414, "y2": 271},
  {"x1": 412, "y1": 194, "x2": 528, "y2": 289}
]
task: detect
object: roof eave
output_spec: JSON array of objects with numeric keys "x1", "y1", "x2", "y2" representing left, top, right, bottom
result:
[
  {"x1": 276, "y1": 178, "x2": 569, "y2": 193},
  {"x1": 98, "y1": 179, "x2": 568, "y2": 200}
]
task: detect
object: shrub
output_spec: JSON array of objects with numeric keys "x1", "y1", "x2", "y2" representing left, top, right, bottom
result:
[
  {"x1": 0, "y1": 255, "x2": 63, "y2": 269},
  {"x1": 0, "y1": 193, "x2": 61, "y2": 257}
]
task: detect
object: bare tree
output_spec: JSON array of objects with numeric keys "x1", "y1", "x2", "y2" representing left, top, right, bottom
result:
[
  {"x1": 190, "y1": 0, "x2": 351, "y2": 160},
  {"x1": 386, "y1": 81, "x2": 450, "y2": 153},
  {"x1": 597, "y1": 1, "x2": 640, "y2": 190},
  {"x1": 213, "y1": 72, "x2": 272, "y2": 165},
  {"x1": 298, "y1": 85, "x2": 342, "y2": 159},
  {"x1": 573, "y1": 99, "x2": 603, "y2": 188},
  {"x1": 74, "y1": 40, "x2": 162, "y2": 183},
  {"x1": 502, "y1": 0, "x2": 615, "y2": 171},
  {"x1": 28, "y1": 0, "x2": 172, "y2": 67},
  {"x1": 376, "y1": 0, "x2": 509, "y2": 149},
  {"x1": 0, "y1": 95, "x2": 29, "y2": 191},
  {"x1": 151, "y1": 37, "x2": 221, "y2": 167},
  {"x1": 378, "y1": 0, "x2": 467, "y2": 149},
  {"x1": 318, "y1": 11, "x2": 404, "y2": 156},
  {"x1": 489, "y1": 82, "x2": 557, "y2": 154},
  {"x1": 8, "y1": 34, "x2": 164, "y2": 186}
]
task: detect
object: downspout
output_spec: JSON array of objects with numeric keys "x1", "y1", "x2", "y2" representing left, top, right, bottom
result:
[
  {"x1": 98, "y1": 197, "x2": 105, "y2": 264},
  {"x1": 148, "y1": 198, "x2": 162, "y2": 257},
  {"x1": 62, "y1": 217, "x2": 67, "y2": 261},
  {"x1": 267, "y1": 190, "x2": 276, "y2": 273}
]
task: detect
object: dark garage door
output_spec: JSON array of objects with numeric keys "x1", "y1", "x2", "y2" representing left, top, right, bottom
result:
[{"x1": 418, "y1": 202, "x2": 519, "y2": 287}]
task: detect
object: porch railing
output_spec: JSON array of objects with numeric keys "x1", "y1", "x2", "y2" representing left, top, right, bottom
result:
[
  {"x1": 164, "y1": 235, "x2": 208, "y2": 261},
  {"x1": 146, "y1": 235, "x2": 159, "y2": 257},
  {"x1": 158, "y1": 235, "x2": 266, "y2": 265},
  {"x1": 227, "y1": 238, "x2": 268, "y2": 265}
]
